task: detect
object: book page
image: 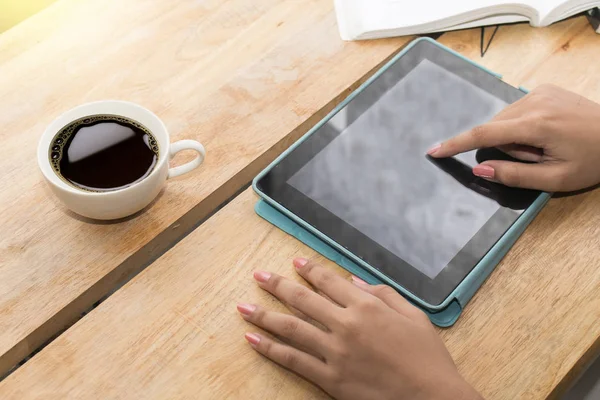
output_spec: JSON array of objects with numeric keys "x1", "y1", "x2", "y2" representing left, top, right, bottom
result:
[
  {"x1": 524, "y1": 0, "x2": 565, "y2": 20},
  {"x1": 354, "y1": 0, "x2": 539, "y2": 31},
  {"x1": 434, "y1": 15, "x2": 529, "y2": 32},
  {"x1": 335, "y1": 0, "x2": 581, "y2": 39},
  {"x1": 544, "y1": 1, "x2": 600, "y2": 24}
]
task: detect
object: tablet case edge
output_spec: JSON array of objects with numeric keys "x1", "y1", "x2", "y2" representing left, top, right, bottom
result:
[{"x1": 255, "y1": 199, "x2": 463, "y2": 327}]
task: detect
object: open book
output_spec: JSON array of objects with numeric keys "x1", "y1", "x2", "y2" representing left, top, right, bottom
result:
[{"x1": 335, "y1": 0, "x2": 600, "y2": 40}]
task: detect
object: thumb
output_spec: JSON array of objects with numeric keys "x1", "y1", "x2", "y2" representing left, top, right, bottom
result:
[
  {"x1": 351, "y1": 276, "x2": 428, "y2": 323},
  {"x1": 473, "y1": 160, "x2": 563, "y2": 191}
]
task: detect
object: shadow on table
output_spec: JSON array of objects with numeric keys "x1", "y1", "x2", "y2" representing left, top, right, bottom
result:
[
  {"x1": 426, "y1": 147, "x2": 540, "y2": 210},
  {"x1": 62, "y1": 188, "x2": 167, "y2": 225},
  {"x1": 428, "y1": 146, "x2": 600, "y2": 202},
  {"x1": 553, "y1": 183, "x2": 600, "y2": 198}
]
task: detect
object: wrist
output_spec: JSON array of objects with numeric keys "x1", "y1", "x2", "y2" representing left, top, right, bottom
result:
[
  {"x1": 440, "y1": 378, "x2": 482, "y2": 400},
  {"x1": 420, "y1": 376, "x2": 482, "y2": 400}
]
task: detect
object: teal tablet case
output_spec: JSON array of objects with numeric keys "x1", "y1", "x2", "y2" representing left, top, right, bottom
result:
[{"x1": 252, "y1": 37, "x2": 551, "y2": 327}]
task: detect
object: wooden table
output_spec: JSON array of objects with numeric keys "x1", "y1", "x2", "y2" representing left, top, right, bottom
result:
[
  {"x1": 1, "y1": 2, "x2": 600, "y2": 399},
  {"x1": 0, "y1": 0, "x2": 408, "y2": 377}
]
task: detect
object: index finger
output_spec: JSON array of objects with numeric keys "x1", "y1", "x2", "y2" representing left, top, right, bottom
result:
[{"x1": 429, "y1": 119, "x2": 542, "y2": 159}]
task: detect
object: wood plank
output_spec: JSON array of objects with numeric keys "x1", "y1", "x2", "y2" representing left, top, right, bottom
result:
[
  {"x1": 0, "y1": 0, "x2": 411, "y2": 376},
  {"x1": 2, "y1": 17, "x2": 600, "y2": 399}
]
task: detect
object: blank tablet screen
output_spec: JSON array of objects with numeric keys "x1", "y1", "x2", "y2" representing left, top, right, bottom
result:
[{"x1": 288, "y1": 59, "x2": 510, "y2": 278}]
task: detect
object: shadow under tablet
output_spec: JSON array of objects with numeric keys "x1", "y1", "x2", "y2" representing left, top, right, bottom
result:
[{"x1": 426, "y1": 147, "x2": 541, "y2": 210}]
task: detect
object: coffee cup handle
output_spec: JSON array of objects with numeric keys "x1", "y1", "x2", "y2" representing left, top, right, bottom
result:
[{"x1": 168, "y1": 140, "x2": 206, "y2": 179}]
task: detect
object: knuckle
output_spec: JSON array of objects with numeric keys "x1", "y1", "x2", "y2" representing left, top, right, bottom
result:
[
  {"x1": 281, "y1": 318, "x2": 300, "y2": 338},
  {"x1": 288, "y1": 286, "x2": 310, "y2": 307},
  {"x1": 527, "y1": 92, "x2": 547, "y2": 109},
  {"x1": 315, "y1": 269, "x2": 335, "y2": 290},
  {"x1": 531, "y1": 111, "x2": 549, "y2": 126},
  {"x1": 522, "y1": 93, "x2": 539, "y2": 109},
  {"x1": 469, "y1": 125, "x2": 487, "y2": 145},
  {"x1": 442, "y1": 137, "x2": 456, "y2": 150},
  {"x1": 252, "y1": 307, "x2": 267, "y2": 325},
  {"x1": 533, "y1": 92, "x2": 555, "y2": 110},
  {"x1": 331, "y1": 343, "x2": 351, "y2": 361},
  {"x1": 282, "y1": 351, "x2": 299, "y2": 370},
  {"x1": 301, "y1": 261, "x2": 317, "y2": 276},
  {"x1": 357, "y1": 292, "x2": 385, "y2": 312},
  {"x1": 372, "y1": 285, "x2": 395, "y2": 298},
  {"x1": 299, "y1": 262, "x2": 321, "y2": 284},
  {"x1": 339, "y1": 315, "x2": 362, "y2": 335},
  {"x1": 502, "y1": 163, "x2": 522, "y2": 187},
  {"x1": 361, "y1": 299, "x2": 381, "y2": 313},
  {"x1": 261, "y1": 338, "x2": 273, "y2": 355},
  {"x1": 269, "y1": 274, "x2": 283, "y2": 293},
  {"x1": 526, "y1": 113, "x2": 549, "y2": 140}
]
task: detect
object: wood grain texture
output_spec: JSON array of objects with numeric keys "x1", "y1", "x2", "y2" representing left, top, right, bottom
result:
[
  {"x1": 2, "y1": 17, "x2": 600, "y2": 399},
  {"x1": 0, "y1": 0, "x2": 410, "y2": 375}
]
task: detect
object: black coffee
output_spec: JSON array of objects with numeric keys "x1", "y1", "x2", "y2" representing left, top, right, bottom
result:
[{"x1": 49, "y1": 115, "x2": 159, "y2": 192}]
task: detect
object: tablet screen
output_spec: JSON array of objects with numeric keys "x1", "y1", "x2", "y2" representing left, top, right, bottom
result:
[
  {"x1": 287, "y1": 59, "x2": 509, "y2": 279},
  {"x1": 257, "y1": 39, "x2": 541, "y2": 305}
]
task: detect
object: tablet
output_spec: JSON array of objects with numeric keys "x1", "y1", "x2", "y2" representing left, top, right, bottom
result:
[{"x1": 255, "y1": 39, "x2": 543, "y2": 307}]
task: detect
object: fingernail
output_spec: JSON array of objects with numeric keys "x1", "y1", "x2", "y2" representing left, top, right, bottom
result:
[
  {"x1": 294, "y1": 258, "x2": 308, "y2": 268},
  {"x1": 253, "y1": 270, "x2": 271, "y2": 283},
  {"x1": 351, "y1": 275, "x2": 367, "y2": 284},
  {"x1": 427, "y1": 143, "x2": 441, "y2": 155},
  {"x1": 237, "y1": 303, "x2": 256, "y2": 316},
  {"x1": 245, "y1": 332, "x2": 261, "y2": 347},
  {"x1": 473, "y1": 164, "x2": 495, "y2": 179}
]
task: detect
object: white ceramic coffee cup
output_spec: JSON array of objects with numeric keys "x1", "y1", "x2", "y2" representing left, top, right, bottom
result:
[{"x1": 37, "y1": 100, "x2": 205, "y2": 220}]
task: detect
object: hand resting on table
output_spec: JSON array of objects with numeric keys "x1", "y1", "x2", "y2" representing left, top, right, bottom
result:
[{"x1": 237, "y1": 260, "x2": 482, "y2": 400}]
